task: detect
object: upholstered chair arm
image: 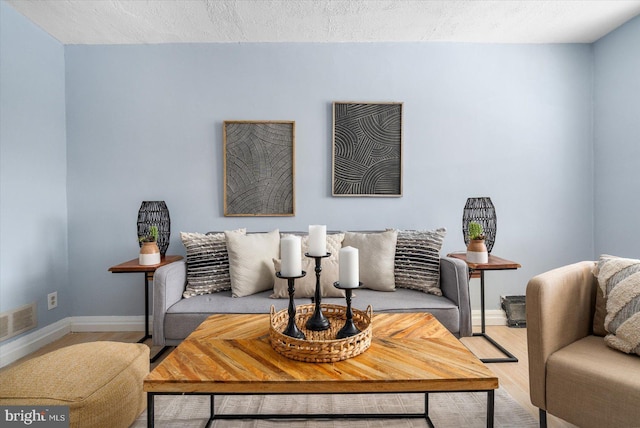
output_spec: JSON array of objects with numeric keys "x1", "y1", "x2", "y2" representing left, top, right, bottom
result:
[
  {"x1": 152, "y1": 261, "x2": 187, "y2": 346},
  {"x1": 526, "y1": 261, "x2": 597, "y2": 410}
]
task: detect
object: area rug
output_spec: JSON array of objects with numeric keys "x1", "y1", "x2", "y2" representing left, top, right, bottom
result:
[{"x1": 131, "y1": 388, "x2": 537, "y2": 427}]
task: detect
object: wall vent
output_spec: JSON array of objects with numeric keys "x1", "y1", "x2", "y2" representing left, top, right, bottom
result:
[
  {"x1": 0, "y1": 315, "x2": 9, "y2": 341},
  {"x1": 0, "y1": 303, "x2": 37, "y2": 342}
]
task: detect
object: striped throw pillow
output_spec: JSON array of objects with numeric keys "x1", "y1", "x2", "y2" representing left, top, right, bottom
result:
[
  {"x1": 595, "y1": 255, "x2": 640, "y2": 356},
  {"x1": 180, "y1": 230, "x2": 245, "y2": 298},
  {"x1": 394, "y1": 228, "x2": 447, "y2": 296}
]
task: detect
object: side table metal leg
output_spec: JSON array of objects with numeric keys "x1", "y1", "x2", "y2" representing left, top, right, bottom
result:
[
  {"x1": 138, "y1": 272, "x2": 152, "y2": 343},
  {"x1": 480, "y1": 271, "x2": 486, "y2": 334},
  {"x1": 472, "y1": 271, "x2": 518, "y2": 363},
  {"x1": 150, "y1": 346, "x2": 171, "y2": 363}
]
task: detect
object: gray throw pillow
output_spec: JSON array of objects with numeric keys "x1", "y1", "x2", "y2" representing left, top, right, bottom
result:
[
  {"x1": 394, "y1": 228, "x2": 447, "y2": 296},
  {"x1": 180, "y1": 230, "x2": 245, "y2": 298}
]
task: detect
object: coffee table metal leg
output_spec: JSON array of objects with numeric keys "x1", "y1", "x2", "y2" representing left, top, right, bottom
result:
[
  {"x1": 425, "y1": 393, "x2": 435, "y2": 428},
  {"x1": 205, "y1": 395, "x2": 215, "y2": 428},
  {"x1": 487, "y1": 390, "x2": 495, "y2": 428},
  {"x1": 147, "y1": 393, "x2": 154, "y2": 428}
]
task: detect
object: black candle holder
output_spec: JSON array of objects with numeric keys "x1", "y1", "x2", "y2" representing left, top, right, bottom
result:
[
  {"x1": 333, "y1": 282, "x2": 363, "y2": 338},
  {"x1": 275, "y1": 271, "x2": 307, "y2": 339},
  {"x1": 304, "y1": 252, "x2": 331, "y2": 331}
]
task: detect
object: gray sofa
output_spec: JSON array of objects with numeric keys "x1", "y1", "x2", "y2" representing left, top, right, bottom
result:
[{"x1": 153, "y1": 253, "x2": 472, "y2": 347}]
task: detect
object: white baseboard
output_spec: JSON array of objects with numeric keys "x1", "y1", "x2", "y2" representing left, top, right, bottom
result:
[
  {"x1": 0, "y1": 316, "x2": 150, "y2": 368},
  {"x1": 71, "y1": 316, "x2": 151, "y2": 332},
  {"x1": 472, "y1": 309, "x2": 507, "y2": 326},
  {"x1": 0, "y1": 318, "x2": 71, "y2": 368}
]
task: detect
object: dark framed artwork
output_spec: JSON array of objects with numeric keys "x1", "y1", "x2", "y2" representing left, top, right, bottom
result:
[
  {"x1": 332, "y1": 102, "x2": 403, "y2": 197},
  {"x1": 223, "y1": 121, "x2": 295, "y2": 216}
]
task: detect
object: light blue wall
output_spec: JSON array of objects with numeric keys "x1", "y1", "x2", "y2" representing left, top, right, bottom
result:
[
  {"x1": 594, "y1": 16, "x2": 640, "y2": 258},
  {"x1": 65, "y1": 42, "x2": 594, "y2": 314},
  {"x1": 0, "y1": 2, "x2": 69, "y2": 338}
]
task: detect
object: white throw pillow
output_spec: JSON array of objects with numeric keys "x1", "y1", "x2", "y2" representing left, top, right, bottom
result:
[
  {"x1": 225, "y1": 229, "x2": 280, "y2": 297},
  {"x1": 594, "y1": 254, "x2": 640, "y2": 356},
  {"x1": 343, "y1": 230, "x2": 398, "y2": 291},
  {"x1": 271, "y1": 233, "x2": 346, "y2": 298},
  {"x1": 271, "y1": 258, "x2": 345, "y2": 298}
]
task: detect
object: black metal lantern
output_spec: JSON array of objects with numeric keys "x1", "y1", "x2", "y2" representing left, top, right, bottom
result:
[
  {"x1": 462, "y1": 197, "x2": 497, "y2": 253},
  {"x1": 137, "y1": 201, "x2": 171, "y2": 256}
]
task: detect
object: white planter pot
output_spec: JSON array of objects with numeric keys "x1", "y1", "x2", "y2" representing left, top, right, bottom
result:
[{"x1": 466, "y1": 250, "x2": 488, "y2": 264}]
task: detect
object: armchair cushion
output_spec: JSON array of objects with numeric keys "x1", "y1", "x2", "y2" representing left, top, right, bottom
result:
[
  {"x1": 547, "y1": 335, "x2": 640, "y2": 427},
  {"x1": 594, "y1": 255, "x2": 640, "y2": 356}
]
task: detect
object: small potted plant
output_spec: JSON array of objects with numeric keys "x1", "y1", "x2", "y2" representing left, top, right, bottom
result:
[
  {"x1": 466, "y1": 221, "x2": 488, "y2": 263},
  {"x1": 139, "y1": 225, "x2": 161, "y2": 265}
]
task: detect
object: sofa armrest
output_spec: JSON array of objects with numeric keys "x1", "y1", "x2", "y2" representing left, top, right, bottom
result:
[
  {"x1": 152, "y1": 261, "x2": 187, "y2": 346},
  {"x1": 440, "y1": 256, "x2": 472, "y2": 337},
  {"x1": 526, "y1": 261, "x2": 597, "y2": 410}
]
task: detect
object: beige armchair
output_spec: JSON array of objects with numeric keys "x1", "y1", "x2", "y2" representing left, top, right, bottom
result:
[{"x1": 526, "y1": 261, "x2": 640, "y2": 428}]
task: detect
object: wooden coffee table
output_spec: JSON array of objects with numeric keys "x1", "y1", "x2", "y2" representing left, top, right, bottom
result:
[{"x1": 144, "y1": 312, "x2": 498, "y2": 427}]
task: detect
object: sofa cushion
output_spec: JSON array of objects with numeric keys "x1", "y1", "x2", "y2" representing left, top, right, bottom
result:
[
  {"x1": 321, "y1": 288, "x2": 460, "y2": 335},
  {"x1": 343, "y1": 230, "x2": 398, "y2": 291},
  {"x1": 165, "y1": 288, "x2": 461, "y2": 341},
  {"x1": 394, "y1": 228, "x2": 446, "y2": 296},
  {"x1": 225, "y1": 229, "x2": 280, "y2": 297},
  {"x1": 594, "y1": 255, "x2": 640, "y2": 356},
  {"x1": 547, "y1": 335, "x2": 640, "y2": 428},
  {"x1": 180, "y1": 230, "x2": 245, "y2": 297}
]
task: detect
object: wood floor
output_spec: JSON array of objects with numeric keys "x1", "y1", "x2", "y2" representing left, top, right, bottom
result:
[{"x1": 1, "y1": 325, "x2": 577, "y2": 427}]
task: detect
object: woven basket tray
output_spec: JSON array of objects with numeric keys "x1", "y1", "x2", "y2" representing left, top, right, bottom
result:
[{"x1": 269, "y1": 303, "x2": 373, "y2": 363}]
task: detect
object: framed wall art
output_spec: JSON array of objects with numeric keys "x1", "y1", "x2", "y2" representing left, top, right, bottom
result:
[
  {"x1": 223, "y1": 121, "x2": 295, "y2": 216},
  {"x1": 332, "y1": 102, "x2": 403, "y2": 197}
]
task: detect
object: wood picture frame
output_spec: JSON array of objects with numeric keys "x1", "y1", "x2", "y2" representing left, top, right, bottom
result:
[
  {"x1": 223, "y1": 121, "x2": 295, "y2": 216},
  {"x1": 332, "y1": 102, "x2": 403, "y2": 197}
]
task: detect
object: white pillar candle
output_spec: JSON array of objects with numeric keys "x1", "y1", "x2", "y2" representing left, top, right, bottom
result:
[
  {"x1": 280, "y1": 235, "x2": 302, "y2": 277},
  {"x1": 339, "y1": 246, "x2": 359, "y2": 288},
  {"x1": 308, "y1": 225, "x2": 327, "y2": 256}
]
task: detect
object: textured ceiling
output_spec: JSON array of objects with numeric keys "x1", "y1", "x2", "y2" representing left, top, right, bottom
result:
[{"x1": 6, "y1": 0, "x2": 640, "y2": 45}]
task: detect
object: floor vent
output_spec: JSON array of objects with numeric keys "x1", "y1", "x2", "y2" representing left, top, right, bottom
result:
[
  {"x1": 0, "y1": 303, "x2": 37, "y2": 342},
  {"x1": 501, "y1": 295, "x2": 526, "y2": 328}
]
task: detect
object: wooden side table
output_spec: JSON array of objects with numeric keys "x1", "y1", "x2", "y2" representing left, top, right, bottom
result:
[
  {"x1": 447, "y1": 253, "x2": 522, "y2": 363},
  {"x1": 109, "y1": 255, "x2": 182, "y2": 361}
]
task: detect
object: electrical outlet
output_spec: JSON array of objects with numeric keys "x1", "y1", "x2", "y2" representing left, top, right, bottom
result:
[{"x1": 48, "y1": 292, "x2": 58, "y2": 310}]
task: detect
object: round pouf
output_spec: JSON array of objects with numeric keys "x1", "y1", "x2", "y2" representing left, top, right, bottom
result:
[{"x1": 0, "y1": 341, "x2": 149, "y2": 428}]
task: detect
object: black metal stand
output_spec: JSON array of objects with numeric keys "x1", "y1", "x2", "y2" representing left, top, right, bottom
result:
[
  {"x1": 334, "y1": 282, "x2": 363, "y2": 338},
  {"x1": 304, "y1": 253, "x2": 331, "y2": 331},
  {"x1": 276, "y1": 271, "x2": 307, "y2": 339},
  {"x1": 472, "y1": 270, "x2": 518, "y2": 363}
]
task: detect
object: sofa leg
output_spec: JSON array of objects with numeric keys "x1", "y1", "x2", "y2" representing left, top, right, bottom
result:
[{"x1": 539, "y1": 409, "x2": 547, "y2": 428}]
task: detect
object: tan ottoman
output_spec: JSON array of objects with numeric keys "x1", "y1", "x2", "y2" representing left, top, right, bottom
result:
[{"x1": 0, "y1": 341, "x2": 149, "y2": 428}]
